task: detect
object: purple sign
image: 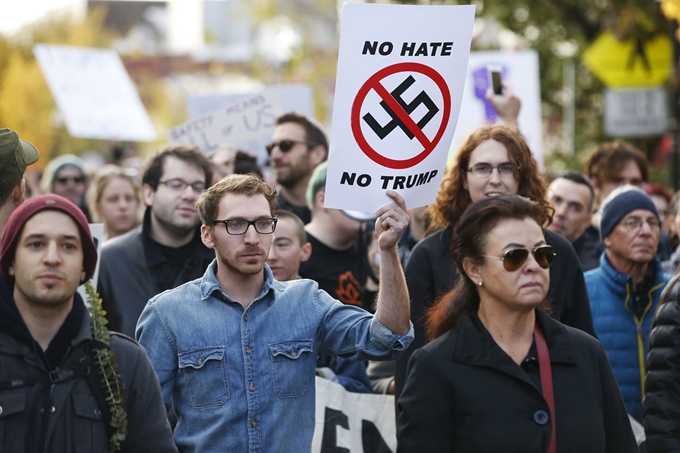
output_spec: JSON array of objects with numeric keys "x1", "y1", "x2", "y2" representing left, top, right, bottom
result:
[{"x1": 472, "y1": 64, "x2": 508, "y2": 123}]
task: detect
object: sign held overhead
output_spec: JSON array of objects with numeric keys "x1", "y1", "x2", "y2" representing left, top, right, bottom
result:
[{"x1": 324, "y1": 3, "x2": 476, "y2": 214}]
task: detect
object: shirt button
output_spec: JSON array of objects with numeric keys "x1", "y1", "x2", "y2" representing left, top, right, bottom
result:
[
  {"x1": 197, "y1": 358, "x2": 204, "y2": 366},
  {"x1": 243, "y1": 315, "x2": 248, "y2": 322},
  {"x1": 49, "y1": 406, "x2": 56, "y2": 413},
  {"x1": 251, "y1": 419, "x2": 258, "y2": 428},
  {"x1": 291, "y1": 350, "x2": 297, "y2": 358},
  {"x1": 249, "y1": 383, "x2": 256, "y2": 391},
  {"x1": 94, "y1": 408, "x2": 101, "y2": 417},
  {"x1": 0, "y1": 406, "x2": 3, "y2": 416},
  {"x1": 245, "y1": 347, "x2": 252, "y2": 354},
  {"x1": 534, "y1": 410, "x2": 549, "y2": 425}
]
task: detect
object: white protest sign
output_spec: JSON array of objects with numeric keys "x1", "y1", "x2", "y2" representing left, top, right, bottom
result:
[
  {"x1": 324, "y1": 3, "x2": 476, "y2": 213},
  {"x1": 312, "y1": 377, "x2": 396, "y2": 453},
  {"x1": 451, "y1": 50, "x2": 543, "y2": 166},
  {"x1": 168, "y1": 90, "x2": 284, "y2": 157},
  {"x1": 33, "y1": 44, "x2": 156, "y2": 142},
  {"x1": 604, "y1": 87, "x2": 667, "y2": 137}
]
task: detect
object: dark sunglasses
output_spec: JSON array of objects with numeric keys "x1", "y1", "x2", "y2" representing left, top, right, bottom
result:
[
  {"x1": 55, "y1": 176, "x2": 85, "y2": 184},
  {"x1": 265, "y1": 139, "x2": 317, "y2": 155},
  {"x1": 484, "y1": 245, "x2": 555, "y2": 272}
]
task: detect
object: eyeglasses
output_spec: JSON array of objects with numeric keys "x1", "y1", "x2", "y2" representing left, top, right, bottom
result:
[
  {"x1": 158, "y1": 178, "x2": 206, "y2": 193},
  {"x1": 466, "y1": 163, "x2": 519, "y2": 177},
  {"x1": 265, "y1": 139, "x2": 317, "y2": 155},
  {"x1": 55, "y1": 176, "x2": 85, "y2": 184},
  {"x1": 213, "y1": 217, "x2": 278, "y2": 235},
  {"x1": 483, "y1": 245, "x2": 555, "y2": 272},
  {"x1": 618, "y1": 216, "x2": 661, "y2": 234}
]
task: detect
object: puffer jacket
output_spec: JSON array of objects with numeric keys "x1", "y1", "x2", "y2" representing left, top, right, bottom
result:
[
  {"x1": 585, "y1": 254, "x2": 671, "y2": 422},
  {"x1": 644, "y1": 275, "x2": 680, "y2": 453},
  {"x1": 0, "y1": 275, "x2": 177, "y2": 453}
]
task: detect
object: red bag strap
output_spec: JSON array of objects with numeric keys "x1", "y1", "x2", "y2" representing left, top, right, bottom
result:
[{"x1": 534, "y1": 324, "x2": 556, "y2": 453}]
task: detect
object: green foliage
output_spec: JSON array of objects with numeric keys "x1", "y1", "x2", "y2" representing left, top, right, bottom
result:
[{"x1": 85, "y1": 281, "x2": 128, "y2": 453}]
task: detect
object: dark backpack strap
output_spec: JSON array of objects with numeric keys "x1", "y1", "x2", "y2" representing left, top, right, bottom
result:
[{"x1": 83, "y1": 341, "x2": 116, "y2": 441}]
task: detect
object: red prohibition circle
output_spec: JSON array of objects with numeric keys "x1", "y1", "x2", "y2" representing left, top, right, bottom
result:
[{"x1": 351, "y1": 62, "x2": 451, "y2": 170}]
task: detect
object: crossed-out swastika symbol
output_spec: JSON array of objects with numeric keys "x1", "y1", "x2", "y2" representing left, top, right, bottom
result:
[
  {"x1": 362, "y1": 75, "x2": 440, "y2": 140},
  {"x1": 351, "y1": 62, "x2": 451, "y2": 169}
]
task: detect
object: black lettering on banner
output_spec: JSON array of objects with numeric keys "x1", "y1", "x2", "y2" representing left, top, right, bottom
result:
[
  {"x1": 341, "y1": 172, "x2": 372, "y2": 187},
  {"x1": 362, "y1": 75, "x2": 439, "y2": 140},
  {"x1": 321, "y1": 407, "x2": 350, "y2": 453},
  {"x1": 361, "y1": 420, "x2": 392, "y2": 453},
  {"x1": 363, "y1": 41, "x2": 393, "y2": 56}
]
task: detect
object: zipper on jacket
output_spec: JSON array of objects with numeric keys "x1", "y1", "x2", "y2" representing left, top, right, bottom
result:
[{"x1": 37, "y1": 383, "x2": 55, "y2": 452}]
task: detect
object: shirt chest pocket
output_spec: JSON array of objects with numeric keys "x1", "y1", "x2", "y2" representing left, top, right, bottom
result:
[
  {"x1": 178, "y1": 346, "x2": 230, "y2": 408},
  {"x1": 269, "y1": 340, "x2": 314, "y2": 398},
  {"x1": 72, "y1": 392, "x2": 108, "y2": 453}
]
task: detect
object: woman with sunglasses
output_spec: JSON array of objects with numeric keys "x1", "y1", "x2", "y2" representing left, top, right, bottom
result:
[
  {"x1": 397, "y1": 195, "x2": 637, "y2": 452},
  {"x1": 394, "y1": 125, "x2": 596, "y2": 398}
]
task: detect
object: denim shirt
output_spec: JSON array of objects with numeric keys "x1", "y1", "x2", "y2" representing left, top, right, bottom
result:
[{"x1": 136, "y1": 260, "x2": 413, "y2": 453}]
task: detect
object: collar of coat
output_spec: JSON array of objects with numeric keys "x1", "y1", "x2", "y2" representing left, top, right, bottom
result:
[{"x1": 446, "y1": 310, "x2": 577, "y2": 383}]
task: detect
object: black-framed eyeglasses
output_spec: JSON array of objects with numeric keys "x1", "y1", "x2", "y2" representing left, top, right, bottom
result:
[
  {"x1": 483, "y1": 245, "x2": 555, "y2": 272},
  {"x1": 466, "y1": 162, "x2": 519, "y2": 177},
  {"x1": 266, "y1": 139, "x2": 318, "y2": 155},
  {"x1": 158, "y1": 178, "x2": 206, "y2": 193},
  {"x1": 213, "y1": 217, "x2": 278, "y2": 235},
  {"x1": 55, "y1": 176, "x2": 85, "y2": 184}
]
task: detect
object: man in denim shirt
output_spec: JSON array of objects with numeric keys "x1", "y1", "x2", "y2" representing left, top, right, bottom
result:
[{"x1": 137, "y1": 174, "x2": 413, "y2": 452}]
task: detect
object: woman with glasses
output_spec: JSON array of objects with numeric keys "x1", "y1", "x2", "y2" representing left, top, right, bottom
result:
[
  {"x1": 394, "y1": 125, "x2": 596, "y2": 398},
  {"x1": 397, "y1": 195, "x2": 637, "y2": 452}
]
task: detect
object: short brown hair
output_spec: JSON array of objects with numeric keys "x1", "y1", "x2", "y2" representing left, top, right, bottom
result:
[
  {"x1": 142, "y1": 144, "x2": 214, "y2": 191},
  {"x1": 585, "y1": 140, "x2": 648, "y2": 187},
  {"x1": 196, "y1": 174, "x2": 278, "y2": 226},
  {"x1": 274, "y1": 210, "x2": 308, "y2": 245},
  {"x1": 428, "y1": 125, "x2": 552, "y2": 231},
  {"x1": 276, "y1": 111, "x2": 329, "y2": 158}
]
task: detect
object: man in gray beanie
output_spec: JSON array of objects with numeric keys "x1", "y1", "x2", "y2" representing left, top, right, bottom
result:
[{"x1": 584, "y1": 185, "x2": 672, "y2": 423}]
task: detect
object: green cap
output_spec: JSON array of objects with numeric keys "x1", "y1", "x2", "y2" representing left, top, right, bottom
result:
[{"x1": 0, "y1": 128, "x2": 39, "y2": 196}]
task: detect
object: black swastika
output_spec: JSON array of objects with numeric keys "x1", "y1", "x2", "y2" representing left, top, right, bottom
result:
[{"x1": 362, "y1": 75, "x2": 439, "y2": 140}]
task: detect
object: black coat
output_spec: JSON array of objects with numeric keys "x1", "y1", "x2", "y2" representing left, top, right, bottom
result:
[
  {"x1": 98, "y1": 209, "x2": 214, "y2": 337},
  {"x1": 395, "y1": 227, "x2": 596, "y2": 398},
  {"x1": 644, "y1": 279, "x2": 680, "y2": 453},
  {"x1": 397, "y1": 311, "x2": 637, "y2": 453}
]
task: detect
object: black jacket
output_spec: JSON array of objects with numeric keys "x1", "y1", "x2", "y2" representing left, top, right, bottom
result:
[
  {"x1": 98, "y1": 208, "x2": 214, "y2": 337},
  {"x1": 395, "y1": 227, "x2": 595, "y2": 398},
  {"x1": 644, "y1": 278, "x2": 680, "y2": 453},
  {"x1": 397, "y1": 311, "x2": 637, "y2": 453},
  {"x1": 0, "y1": 275, "x2": 176, "y2": 452}
]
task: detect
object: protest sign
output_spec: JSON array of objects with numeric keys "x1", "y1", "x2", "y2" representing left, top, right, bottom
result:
[
  {"x1": 168, "y1": 90, "x2": 284, "y2": 159},
  {"x1": 33, "y1": 44, "x2": 156, "y2": 142},
  {"x1": 324, "y1": 3, "x2": 475, "y2": 213},
  {"x1": 451, "y1": 50, "x2": 543, "y2": 166},
  {"x1": 312, "y1": 377, "x2": 396, "y2": 453}
]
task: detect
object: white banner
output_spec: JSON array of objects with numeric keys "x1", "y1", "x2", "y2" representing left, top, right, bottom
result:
[
  {"x1": 33, "y1": 44, "x2": 157, "y2": 142},
  {"x1": 313, "y1": 377, "x2": 396, "y2": 453},
  {"x1": 324, "y1": 3, "x2": 476, "y2": 214}
]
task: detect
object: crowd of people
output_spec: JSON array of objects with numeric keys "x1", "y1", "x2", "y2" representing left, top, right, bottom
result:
[{"x1": 1, "y1": 84, "x2": 680, "y2": 452}]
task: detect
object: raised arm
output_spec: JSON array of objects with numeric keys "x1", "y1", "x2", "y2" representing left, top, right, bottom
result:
[{"x1": 373, "y1": 190, "x2": 411, "y2": 334}]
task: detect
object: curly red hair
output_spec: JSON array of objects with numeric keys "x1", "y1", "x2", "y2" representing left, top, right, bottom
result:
[{"x1": 427, "y1": 125, "x2": 552, "y2": 231}]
